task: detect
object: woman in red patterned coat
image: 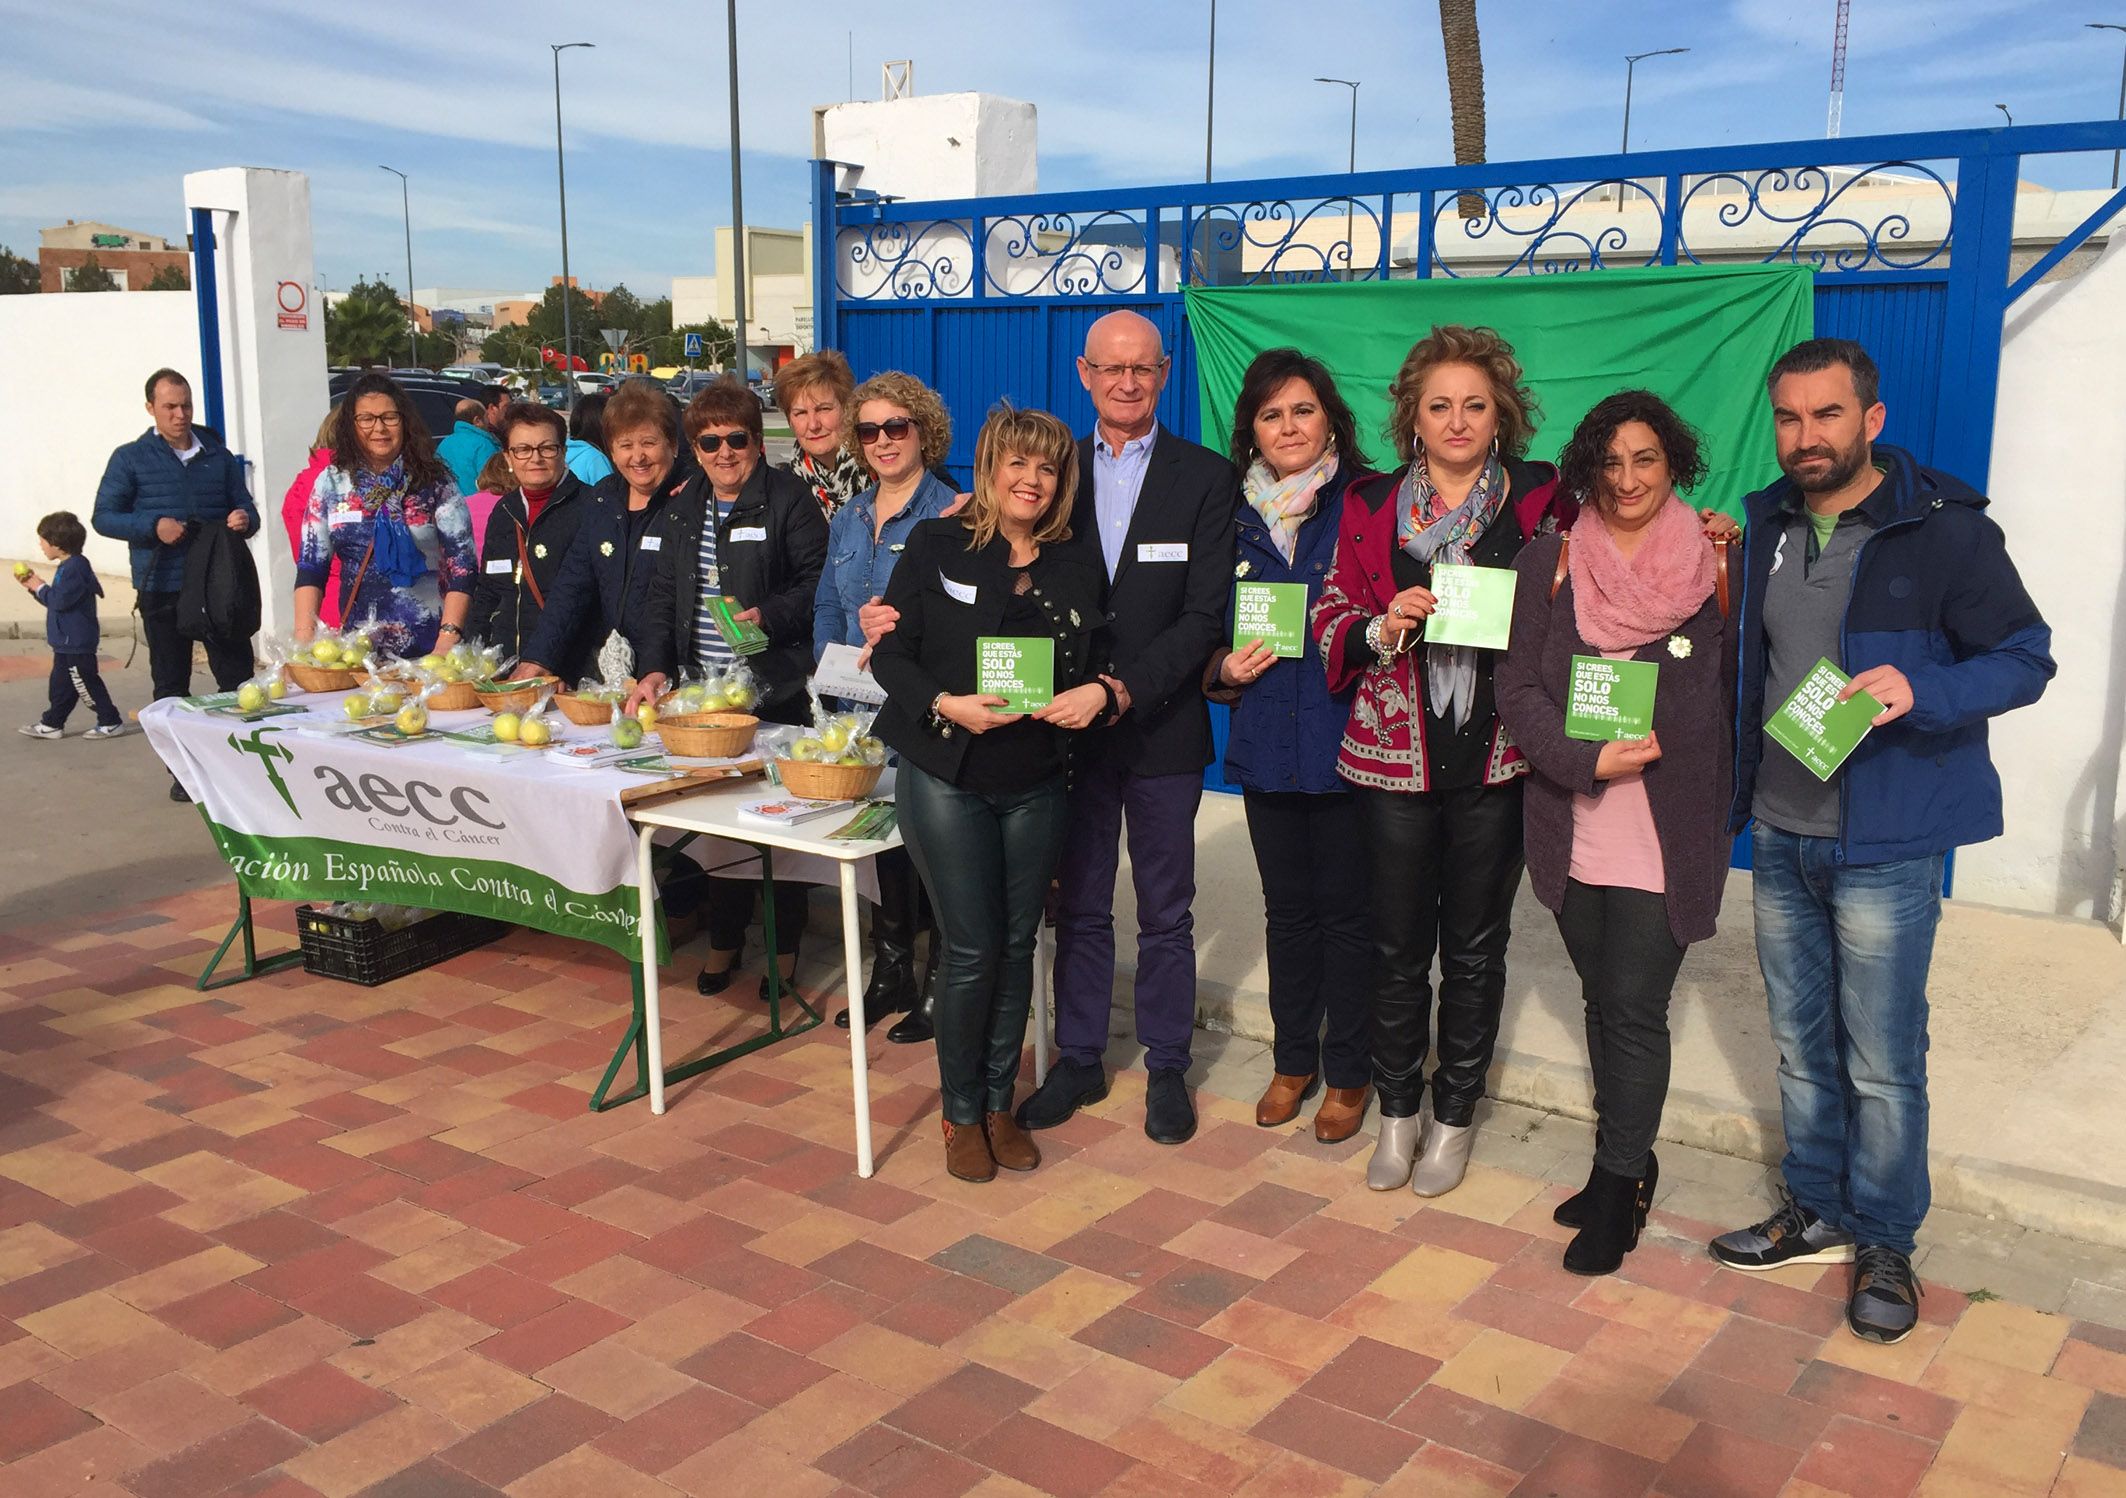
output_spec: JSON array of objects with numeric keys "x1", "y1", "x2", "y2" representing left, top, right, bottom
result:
[{"x1": 1312, "y1": 325, "x2": 1563, "y2": 1199}]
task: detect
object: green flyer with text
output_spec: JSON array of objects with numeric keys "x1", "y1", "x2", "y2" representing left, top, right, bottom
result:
[
  {"x1": 1565, "y1": 656, "x2": 1659, "y2": 741},
  {"x1": 1233, "y1": 581, "x2": 1308, "y2": 658},
  {"x1": 1424, "y1": 564, "x2": 1516, "y2": 651},
  {"x1": 976, "y1": 637, "x2": 1054, "y2": 713},
  {"x1": 1767, "y1": 657, "x2": 1880, "y2": 780}
]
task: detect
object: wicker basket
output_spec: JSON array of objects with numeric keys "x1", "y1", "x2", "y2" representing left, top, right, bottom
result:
[
  {"x1": 658, "y1": 712, "x2": 759, "y2": 759},
  {"x1": 284, "y1": 661, "x2": 360, "y2": 693},
  {"x1": 367, "y1": 675, "x2": 478, "y2": 712},
  {"x1": 554, "y1": 692, "x2": 626, "y2": 727},
  {"x1": 472, "y1": 678, "x2": 557, "y2": 714},
  {"x1": 775, "y1": 756, "x2": 884, "y2": 800}
]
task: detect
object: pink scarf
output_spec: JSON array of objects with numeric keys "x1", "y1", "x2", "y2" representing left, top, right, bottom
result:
[{"x1": 1568, "y1": 497, "x2": 1716, "y2": 649}]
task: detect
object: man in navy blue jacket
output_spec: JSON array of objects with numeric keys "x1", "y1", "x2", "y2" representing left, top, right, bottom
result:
[
  {"x1": 91, "y1": 368, "x2": 259, "y2": 704},
  {"x1": 1710, "y1": 339, "x2": 2053, "y2": 1346}
]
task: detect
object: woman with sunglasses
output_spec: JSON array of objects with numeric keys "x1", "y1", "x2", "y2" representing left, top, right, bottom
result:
[
  {"x1": 813, "y1": 371, "x2": 961, "y2": 1042},
  {"x1": 632, "y1": 377, "x2": 830, "y2": 996}
]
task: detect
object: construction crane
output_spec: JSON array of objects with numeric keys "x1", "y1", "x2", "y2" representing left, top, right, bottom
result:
[{"x1": 1827, "y1": 0, "x2": 1851, "y2": 138}]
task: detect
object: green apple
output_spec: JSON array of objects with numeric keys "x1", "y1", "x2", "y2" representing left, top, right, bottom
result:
[
  {"x1": 724, "y1": 682, "x2": 759, "y2": 710},
  {"x1": 610, "y1": 717, "x2": 644, "y2": 750},
  {"x1": 819, "y1": 724, "x2": 851, "y2": 754},
  {"x1": 518, "y1": 715, "x2": 553, "y2": 747},
  {"x1": 417, "y1": 654, "x2": 446, "y2": 674},
  {"x1": 266, "y1": 678, "x2": 286, "y2": 701},
  {"x1": 855, "y1": 735, "x2": 884, "y2": 760},
  {"x1": 310, "y1": 639, "x2": 343, "y2": 665},
  {"x1": 11, "y1": 562, "x2": 30, "y2": 581},
  {"x1": 792, "y1": 736, "x2": 825, "y2": 761},
  {"x1": 369, "y1": 690, "x2": 403, "y2": 717},
  {"x1": 838, "y1": 754, "x2": 865, "y2": 766},
  {"x1": 343, "y1": 693, "x2": 373, "y2": 720},
  {"x1": 395, "y1": 704, "x2": 429, "y2": 737},
  {"x1": 635, "y1": 703, "x2": 659, "y2": 729},
  {"x1": 492, "y1": 711, "x2": 521, "y2": 743},
  {"x1": 236, "y1": 683, "x2": 267, "y2": 712}
]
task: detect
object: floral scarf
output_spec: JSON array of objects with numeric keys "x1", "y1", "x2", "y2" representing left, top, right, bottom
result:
[
  {"x1": 354, "y1": 459, "x2": 428, "y2": 588},
  {"x1": 1396, "y1": 453, "x2": 1507, "y2": 731},
  {"x1": 788, "y1": 446, "x2": 866, "y2": 519},
  {"x1": 1243, "y1": 449, "x2": 1339, "y2": 563}
]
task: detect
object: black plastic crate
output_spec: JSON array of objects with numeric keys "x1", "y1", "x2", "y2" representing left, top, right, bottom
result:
[{"x1": 295, "y1": 905, "x2": 509, "y2": 986}]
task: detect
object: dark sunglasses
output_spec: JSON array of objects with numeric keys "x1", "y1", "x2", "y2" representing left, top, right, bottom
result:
[
  {"x1": 856, "y1": 418, "x2": 917, "y2": 445},
  {"x1": 693, "y1": 431, "x2": 754, "y2": 454}
]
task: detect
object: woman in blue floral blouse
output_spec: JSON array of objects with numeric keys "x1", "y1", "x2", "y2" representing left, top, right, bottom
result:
[{"x1": 295, "y1": 373, "x2": 476, "y2": 658}]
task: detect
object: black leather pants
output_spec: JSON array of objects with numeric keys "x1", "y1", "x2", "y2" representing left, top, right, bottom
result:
[{"x1": 1358, "y1": 781, "x2": 1525, "y2": 1124}]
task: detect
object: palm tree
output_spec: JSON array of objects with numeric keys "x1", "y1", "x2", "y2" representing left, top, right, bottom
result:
[
  {"x1": 325, "y1": 294, "x2": 406, "y2": 367},
  {"x1": 1438, "y1": 0, "x2": 1487, "y2": 219}
]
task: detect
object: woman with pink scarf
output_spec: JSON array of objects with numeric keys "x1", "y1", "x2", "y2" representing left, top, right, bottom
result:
[{"x1": 1495, "y1": 390, "x2": 1736, "y2": 1277}]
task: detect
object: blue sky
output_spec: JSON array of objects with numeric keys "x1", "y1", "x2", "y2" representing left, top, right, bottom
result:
[{"x1": 4, "y1": 0, "x2": 2121, "y2": 299}]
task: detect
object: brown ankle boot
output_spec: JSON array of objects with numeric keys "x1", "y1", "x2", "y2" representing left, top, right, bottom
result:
[
  {"x1": 1312, "y1": 1086, "x2": 1372, "y2": 1144},
  {"x1": 984, "y1": 1111, "x2": 1041, "y2": 1172},
  {"x1": 1255, "y1": 1072, "x2": 1316, "y2": 1127},
  {"x1": 943, "y1": 1119, "x2": 996, "y2": 1182}
]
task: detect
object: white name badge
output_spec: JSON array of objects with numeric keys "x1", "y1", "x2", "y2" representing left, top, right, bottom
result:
[
  {"x1": 1138, "y1": 542, "x2": 1188, "y2": 563},
  {"x1": 484, "y1": 559, "x2": 513, "y2": 575},
  {"x1": 729, "y1": 526, "x2": 767, "y2": 543},
  {"x1": 941, "y1": 573, "x2": 978, "y2": 605},
  {"x1": 328, "y1": 507, "x2": 361, "y2": 529},
  {"x1": 639, "y1": 534, "x2": 662, "y2": 551}
]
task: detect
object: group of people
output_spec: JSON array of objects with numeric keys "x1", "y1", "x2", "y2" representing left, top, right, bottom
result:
[{"x1": 77, "y1": 314, "x2": 2053, "y2": 1350}]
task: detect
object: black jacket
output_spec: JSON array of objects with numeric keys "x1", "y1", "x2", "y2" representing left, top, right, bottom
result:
[
  {"x1": 872, "y1": 520, "x2": 1111, "y2": 786},
  {"x1": 1047, "y1": 426, "x2": 1238, "y2": 776},
  {"x1": 177, "y1": 513, "x2": 262, "y2": 644},
  {"x1": 469, "y1": 473, "x2": 594, "y2": 677},
  {"x1": 640, "y1": 461, "x2": 828, "y2": 725},
  {"x1": 520, "y1": 473, "x2": 679, "y2": 676}
]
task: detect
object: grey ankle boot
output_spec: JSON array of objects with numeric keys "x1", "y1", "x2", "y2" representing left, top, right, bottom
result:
[
  {"x1": 1367, "y1": 1115, "x2": 1424, "y2": 1191},
  {"x1": 1410, "y1": 1118, "x2": 1476, "y2": 1197}
]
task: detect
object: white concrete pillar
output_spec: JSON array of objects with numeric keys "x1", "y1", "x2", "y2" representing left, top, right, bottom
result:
[{"x1": 182, "y1": 169, "x2": 328, "y2": 641}]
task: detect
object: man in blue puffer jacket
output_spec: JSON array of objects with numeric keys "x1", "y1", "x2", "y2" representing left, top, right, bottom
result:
[
  {"x1": 91, "y1": 368, "x2": 260, "y2": 706},
  {"x1": 1709, "y1": 339, "x2": 2054, "y2": 1347}
]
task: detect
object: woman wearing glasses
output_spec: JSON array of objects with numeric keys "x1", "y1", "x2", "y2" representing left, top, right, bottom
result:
[
  {"x1": 467, "y1": 403, "x2": 597, "y2": 679},
  {"x1": 812, "y1": 371, "x2": 961, "y2": 1041},
  {"x1": 632, "y1": 377, "x2": 830, "y2": 996},
  {"x1": 294, "y1": 372, "x2": 475, "y2": 658}
]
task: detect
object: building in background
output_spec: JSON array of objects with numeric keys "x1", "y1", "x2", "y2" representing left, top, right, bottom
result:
[
  {"x1": 673, "y1": 225, "x2": 814, "y2": 376},
  {"x1": 38, "y1": 220, "x2": 190, "y2": 291}
]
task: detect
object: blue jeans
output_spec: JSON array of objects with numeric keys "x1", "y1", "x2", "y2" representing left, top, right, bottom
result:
[
  {"x1": 898, "y1": 765, "x2": 1069, "y2": 1125},
  {"x1": 1751, "y1": 825, "x2": 1943, "y2": 1255}
]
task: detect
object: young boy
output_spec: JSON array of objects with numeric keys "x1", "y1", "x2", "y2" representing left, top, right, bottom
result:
[{"x1": 18, "y1": 511, "x2": 126, "y2": 740}]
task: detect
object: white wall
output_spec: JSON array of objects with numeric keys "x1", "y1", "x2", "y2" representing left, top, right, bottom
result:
[
  {"x1": 0, "y1": 292, "x2": 200, "y2": 577},
  {"x1": 1970, "y1": 233, "x2": 2126, "y2": 922},
  {"x1": 817, "y1": 92, "x2": 1037, "y2": 203}
]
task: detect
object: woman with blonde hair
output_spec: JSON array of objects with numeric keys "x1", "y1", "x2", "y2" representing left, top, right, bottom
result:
[
  {"x1": 775, "y1": 350, "x2": 864, "y2": 519},
  {"x1": 812, "y1": 370, "x2": 961, "y2": 1039},
  {"x1": 869, "y1": 406, "x2": 1113, "y2": 1182}
]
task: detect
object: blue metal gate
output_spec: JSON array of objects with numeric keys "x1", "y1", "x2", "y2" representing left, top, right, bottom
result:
[{"x1": 814, "y1": 121, "x2": 2126, "y2": 485}]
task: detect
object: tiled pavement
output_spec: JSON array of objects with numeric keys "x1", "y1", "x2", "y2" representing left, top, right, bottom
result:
[{"x1": 5, "y1": 889, "x2": 2126, "y2": 1498}]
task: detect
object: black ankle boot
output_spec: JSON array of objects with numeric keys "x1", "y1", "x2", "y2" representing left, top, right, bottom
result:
[
  {"x1": 886, "y1": 949, "x2": 937, "y2": 1045},
  {"x1": 1554, "y1": 1161, "x2": 1599, "y2": 1229},
  {"x1": 837, "y1": 943, "x2": 914, "y2": 1029},
  {"x1": 1561, "y1": 1154, "x2": 1657, "y2": 1277}
]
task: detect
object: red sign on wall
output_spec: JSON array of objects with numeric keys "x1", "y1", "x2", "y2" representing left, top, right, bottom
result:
[{"x1": 276, "y1": 281, "x2": 308, "y2": 331}]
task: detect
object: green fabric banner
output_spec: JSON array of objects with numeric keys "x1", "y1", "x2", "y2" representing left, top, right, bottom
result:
[{"x1": 1185, "y1": 264, "x2": 1815, "y2": 517}]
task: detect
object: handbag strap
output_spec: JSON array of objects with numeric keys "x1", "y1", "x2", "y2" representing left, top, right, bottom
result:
[
  {"x1": 510, "y1": 512, "x2": 547, "y2": 610},
  {"x1": 345, "y1": 531, "x2": 376, "y2": 613}
]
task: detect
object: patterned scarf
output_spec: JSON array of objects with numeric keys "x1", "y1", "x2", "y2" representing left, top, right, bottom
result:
[
  {"x1": 1396, "y1": 453, "x2": 1507, "y2": 731},
  {"x1": 1243, "y1": 449, "x2": 1339, "y2": 563},
  {"x1": 354, "y1": 459, "x2": 428, "y2": 589},
  {"x1": 1568, "y1": 497, "x2": 1716, "y2": 650},
  {"x1": 789, "y1": 446, "x2": 865, "y2": 519}
]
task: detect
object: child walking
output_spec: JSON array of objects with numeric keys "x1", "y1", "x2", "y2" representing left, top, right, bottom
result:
[{"x1": 18, "y1": 511, "x2": 125, "y2": 740}]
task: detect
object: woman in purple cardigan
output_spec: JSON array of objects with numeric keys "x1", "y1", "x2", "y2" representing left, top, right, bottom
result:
[{"x1": 1494, "y1": 390, "x2": 1735, "y2": 1277}]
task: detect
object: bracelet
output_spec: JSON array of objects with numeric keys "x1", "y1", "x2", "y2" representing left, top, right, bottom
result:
[
  {"x1": 1364, "y1": 615, "x2": 1387, "y2": 656},
  {"x1": 928, "y1": 692, "x2": 954, "y2": 737},
  {"x1": 437, "y1": 622, "x2": 463, "y2": 639}
]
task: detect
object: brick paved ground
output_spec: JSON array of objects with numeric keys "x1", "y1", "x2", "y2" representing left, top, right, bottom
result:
[{"x1": 4, "y1": 888, "x2": 2125, "y2": 1497}]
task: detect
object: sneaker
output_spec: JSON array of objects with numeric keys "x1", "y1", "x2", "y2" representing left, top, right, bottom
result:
[
  {"x1": 82, "y1": 723, "x2": 128, "y2": 740},
  {"x1": 1848, "y1": 1244, "x2": 1922, "y2": 1344},
  {"x1": 1709, "y1": 1192, "x2": 1857, "y2": 1271},
  {"x1": 18, "y1": 723, "x2": 63, "y2": 739}
]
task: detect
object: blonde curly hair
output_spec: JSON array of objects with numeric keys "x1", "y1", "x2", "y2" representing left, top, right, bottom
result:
[
  {"x1": 847, "y1": 371, "x2": 953, "y2": 476},
  {"x1": 1385, "y1": 324, "x2": 1540, "y2": 464}
]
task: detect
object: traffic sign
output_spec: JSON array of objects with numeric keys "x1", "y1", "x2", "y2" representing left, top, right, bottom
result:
[{"x1": 684, "y1": 332, "x2": 703, "y2": 358}]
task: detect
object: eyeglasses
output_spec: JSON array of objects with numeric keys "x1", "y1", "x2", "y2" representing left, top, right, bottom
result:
[
  {"x1": 1082, "y1": 359, "x2": 1168, "y2": 383},
  {"x1": 856, "y1": 418, "x2": 916, "y2": 445},
  {"x1": 694, "y1": 431, "x2": 754, "y2": 454},
  {"x1": 353, "y1": 412, "x2": 403, "y2": 430},
  {"x1": 506, "y1": 442, "x2": 562, "y2": 461}
]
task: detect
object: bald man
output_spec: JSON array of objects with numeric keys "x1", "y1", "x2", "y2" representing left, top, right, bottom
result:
[{"x1": 1014, "y1": 311, "x2": 1239, "y2": 1146}]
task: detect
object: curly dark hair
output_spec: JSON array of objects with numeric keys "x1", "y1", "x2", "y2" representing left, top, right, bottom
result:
[
  {"x1": 1556, "y1": 390, "x2": 1708, "y2": 511},
  {"x1": 1227, "y1": 348, "x2": 1371, "y2": 474},
  {"x1": 329, "y1": 372, "x2": 449, "y2": 491}
]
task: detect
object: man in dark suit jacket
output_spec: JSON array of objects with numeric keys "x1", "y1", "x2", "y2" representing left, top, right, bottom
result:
[{"x1": 1014, "y1": 310, "x2": 1238, "y2": 1146}]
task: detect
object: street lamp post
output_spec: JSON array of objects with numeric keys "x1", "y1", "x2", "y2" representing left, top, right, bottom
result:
[
  {"x1": 1205, "y1": 0, "x2": 1217, "y2": 182},
  {"x1": 551, "y1": 41, "x2": 594, "y2": 405},
  {"x1": 1314, "y1": 77, "x2": 1360, "y2": 273},
  {"x1": 1620, "y1": 47, "x2": 1689, "y2": 212},
  {"x1": 2090, "y1": 23, "x2": 2126, "y2": 189},
  {"x1": 1996, "y1": 103, "x2": 2014, "y2": 127},
  {"x1": 728, "y1": 0, "x2": 749, "y2": 383},
  {"x1": 377, "y1": 165, "x2": 415, "y2": 367}
]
